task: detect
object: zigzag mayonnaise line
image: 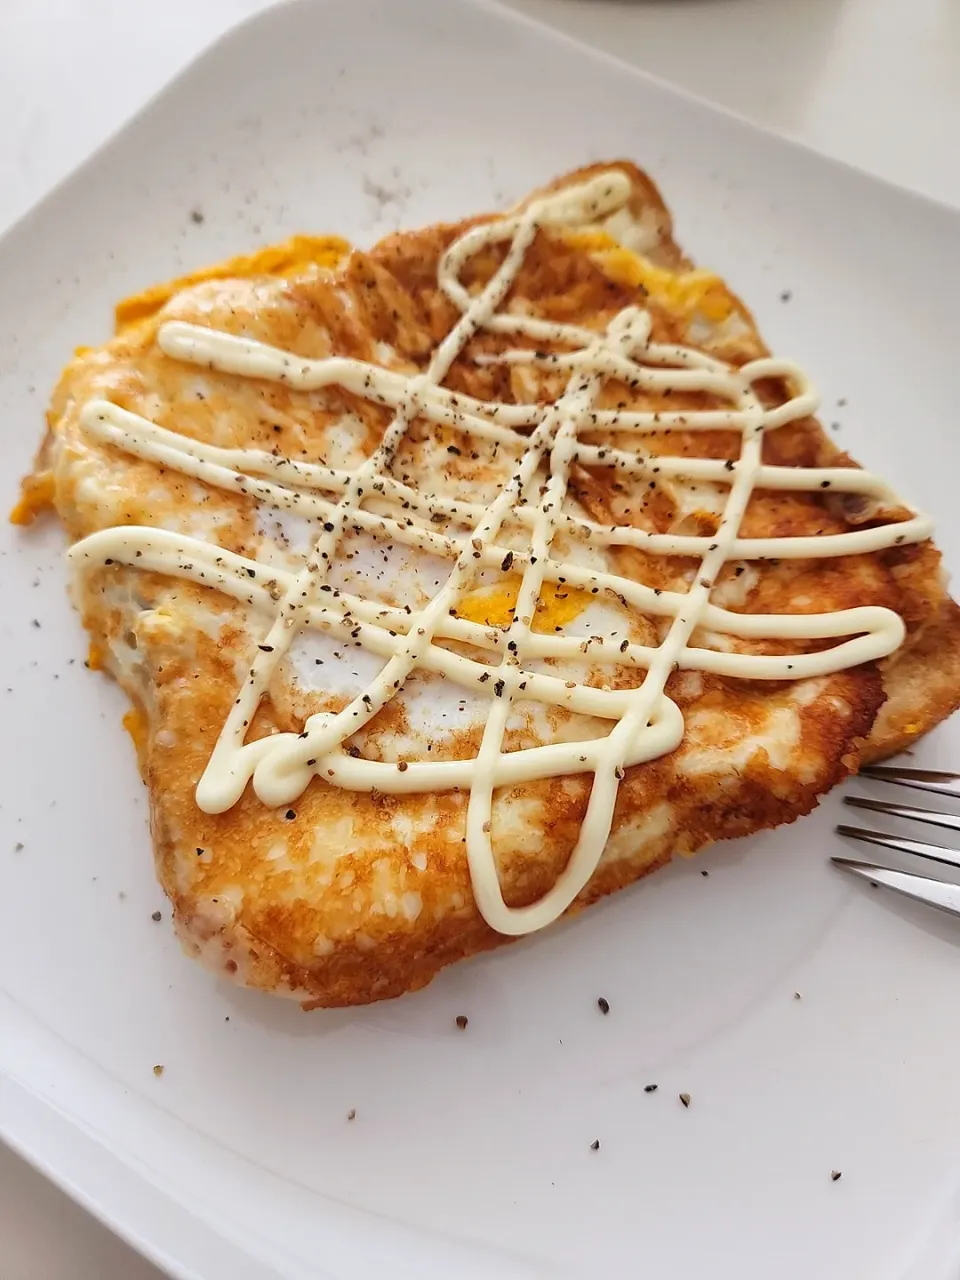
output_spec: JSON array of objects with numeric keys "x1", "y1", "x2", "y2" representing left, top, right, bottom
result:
[{"x1": 70, "y1": 171, "x2": 931, "y2": 935}]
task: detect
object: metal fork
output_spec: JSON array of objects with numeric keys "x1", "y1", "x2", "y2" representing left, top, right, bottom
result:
[{"x1": 833, "y1": 765, "x2": 960, "y2": 915}]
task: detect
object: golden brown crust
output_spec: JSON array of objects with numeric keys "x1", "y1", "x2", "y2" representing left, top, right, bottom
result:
[
  {"x1": 863, "y1": 599, "x2": 960, "y2": 762},
  {"x1": 26, "y1": 158, "x2": 958, "y2": 1006}
]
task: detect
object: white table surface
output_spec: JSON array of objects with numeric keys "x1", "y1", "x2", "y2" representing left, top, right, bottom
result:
[{"x1": 2, "y1": 0, "x2": 958, "y2": 1274}]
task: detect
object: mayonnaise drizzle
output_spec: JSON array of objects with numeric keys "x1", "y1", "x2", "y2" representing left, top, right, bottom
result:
[{"x1": 70, "y1": 170, "x2": 933, "y2": 936}]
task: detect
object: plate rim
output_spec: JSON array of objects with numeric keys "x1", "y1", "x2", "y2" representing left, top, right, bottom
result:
[{"x1": 5, "y1": 0, "x2": 960, "y2": 1277}]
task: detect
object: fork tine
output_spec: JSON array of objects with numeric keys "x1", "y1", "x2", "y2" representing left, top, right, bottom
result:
[
  {"x1": 859, "y1": 764, "x2": 960, "y2": 800},
  {"x1": 831, "y1": 858, "x2": 960, "y2": 918},
  {"x1": 843, "y1": 794, "x2": 960, "y2": 835},
  {"x1": 836, "y1": 822, "x2": 960, "y2": 870}
]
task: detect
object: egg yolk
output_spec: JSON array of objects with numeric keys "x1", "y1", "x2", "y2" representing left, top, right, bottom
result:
[
  {"x1": 455, "y1": 575, "x2": 593, "y2": 633},
  {"x1": 85, "y1": 640, "x2": 107, "y2": 672},
  {"x1": 9, "y1": 471, "x2": 55, "y2": 525},
  {"x1": 562, "y1": 229, "x2": 734, "y2": 324},
  {"x1": 122, "y1": 706, "x2": 150, "y2": 772},
  {"x1": 114, "y1": 233, "x2": 351, "y2": 331}
]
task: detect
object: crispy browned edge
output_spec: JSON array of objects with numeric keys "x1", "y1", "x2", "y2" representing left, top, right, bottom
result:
[{"x1": 863, "y1": 599, "x2": 960, "y2": 761}]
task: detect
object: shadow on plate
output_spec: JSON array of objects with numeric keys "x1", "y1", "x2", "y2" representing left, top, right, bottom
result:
[{"x1": 840, "y1": 872, "x2": 960, "y2": 954}]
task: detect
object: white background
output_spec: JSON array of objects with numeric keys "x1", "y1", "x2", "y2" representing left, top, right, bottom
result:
[{"x1": 1, "y1": 0, "x2": 958, "y2": 1274}]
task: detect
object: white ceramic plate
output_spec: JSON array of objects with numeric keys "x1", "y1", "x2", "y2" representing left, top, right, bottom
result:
[{"x1": 4, "y1": 2, "x2": 960, "y2": 1276}]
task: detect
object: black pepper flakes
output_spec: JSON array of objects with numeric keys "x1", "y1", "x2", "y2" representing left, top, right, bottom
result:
[
  {"x1": 830, "y1": 1170, "x2": 842, "y2": 1182},
  {"x1": 644, "y1": 1083, "x2": 658, "y2": 1093},
  {"x1": 597, "y1": 996, "x2": 610, "y2": 1015},
  {"x1": 679, "y1": 1092, "x2": 691, "y2": 1108},
  {"x1": 347, "y1": 1108, "x2": 357, "y2": 1121},
  {"x1": 151, "y1": 910, "x2": 162, "y2": 922},
  {"x1": 589, "y1": 1139, "x2": 601, "y2": 1151}
]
